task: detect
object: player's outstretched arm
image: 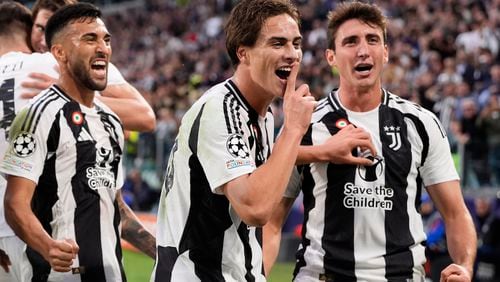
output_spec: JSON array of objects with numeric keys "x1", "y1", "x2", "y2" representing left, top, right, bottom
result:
[
  {"x1": 116, "y1": 190, "x2": 156, "y2": 258},
  {"x1": 427, "y1": 180, "x2": 476, "y2": 282},
  {"x1": 222, "y1": 64, "x2": 316, "y2": 227},
  {"x1": 297, "y1": 124, "x2": 377, "y2": 166},
  {"x1": 98, "y1": 82, "x2": 156, "y2": 132},
  {"x1": 4, "y1": 175, "x2": 78, "y2": 272}
]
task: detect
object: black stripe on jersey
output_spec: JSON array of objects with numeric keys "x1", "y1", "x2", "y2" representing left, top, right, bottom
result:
[
  {"x1": 223, "y1": 93, "x2": 234, "y2": 134},
  {"x1": 226, "y1": 80, "x2": 249, "y2": 112},
  {"x1": 22, "y1": 86, "x2": 70, "y2": 133},
  {"x1": 61, "y1": 102, "x2": 107, "y2": 281},
  {"x1": 28, "y1": 116, "x2": 61, "y2": 282},
  {"x1": 321, "y1": 111, "x2": 357, "y2": 280},
  {"x1": 293, "y1": 163, "x2": 313, "y2": 279},
  {"x1": 178, "y1": 103, "x2": 231, "y2": 280},
  {"x1": 155, "y1": 246, "x2": 179, "y2": 282},
  {"x1": 379, "y1": 103, "x2": 414, "y2": 280},
  {"x1": 21, "y1": 89, "x2": 58, "y2": 133},
  {"x1": 237, "y1": 223, "x2": 256, "y2": 282}
]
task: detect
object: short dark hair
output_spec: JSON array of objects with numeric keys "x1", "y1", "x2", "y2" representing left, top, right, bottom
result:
[
  {"x1": 0, "y1": 1, "x2": 32, "y2": 37},
  {"x1": 327, "y1": 1, "x2": 387, "y2": 51},
  {"x1": 45, "y1": 2, "x2": 102, "y2": 49},
  {"x1": 225, "y1": 0, "x2": 300, "y2": 66},
  {"x1": 31, "y1": 0, "x2": 77, "y2": 23}
]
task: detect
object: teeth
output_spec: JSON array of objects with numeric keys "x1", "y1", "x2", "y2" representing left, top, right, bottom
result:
[
  {"x1": 93, "y1": 61, "x2": 106, "y2": 66},
  {"x1": 277, "y1": 67, "x2": 291, "y2": 72}
]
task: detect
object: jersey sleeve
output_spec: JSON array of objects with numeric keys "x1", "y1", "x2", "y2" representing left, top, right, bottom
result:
[
  {"x1": 419, "y1": 111, "x2": 459, "y2": 186},
  {"x1": 106, "y1": 62, "x2": 126, "y2": 86},
  {"x1": 0, "y1": 105, "x2": 49, "y2": 183},
  {"x1": 196, "y1": 97, "x2": 256, "y2": 194}
]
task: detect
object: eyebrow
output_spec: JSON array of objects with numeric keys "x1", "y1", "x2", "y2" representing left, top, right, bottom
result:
[{"x1": 267, "y1": 36, "x2": 303, "y2": 42}]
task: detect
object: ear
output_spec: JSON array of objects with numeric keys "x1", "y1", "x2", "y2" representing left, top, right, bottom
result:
[
  {"x1": 51, "y1": 43, "x2": 67, "y2": 63},
  {"x1": 383, "y1": 44, "x2": 389, "y2": 64},
  {"x1": 236, "y1": 46, "x2": 248, "y2": 64},
  {"x1": 325, "y1": 49, "x2": 336, "y2": 67}
]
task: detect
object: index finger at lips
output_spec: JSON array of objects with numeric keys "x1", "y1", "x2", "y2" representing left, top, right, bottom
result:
[{"x1": 285, "y1": 63, "x2": 299, "y2": 97}]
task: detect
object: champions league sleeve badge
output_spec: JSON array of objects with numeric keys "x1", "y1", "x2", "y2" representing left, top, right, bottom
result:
[
  {"x1": 12, "y1": 132, "x2": 36, "y2": 157},
  {"x1": 226, "y1": 133, "x2": 250, "y2": 159}
]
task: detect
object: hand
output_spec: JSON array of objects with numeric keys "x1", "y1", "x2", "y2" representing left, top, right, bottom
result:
[
  {"x1": 282, "y1": 64, "x2": 317, "y2": 136},
  {"x1": 440, "y1": 263, "x2": 472, "y2": 282},
  {"x1": 320, "y1": 124, "x2": 377, "y2": 166},
  {"x1": 0, "y1": 248, "x2": 11, "y2": 273},
  {"x1": 45, "y1": 239, "x2": 79, "y2": 272},
  {"x1": 20, "y1": 72, "x2": 58, "y2": 99}
]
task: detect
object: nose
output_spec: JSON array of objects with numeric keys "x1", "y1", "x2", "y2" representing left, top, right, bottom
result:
[
  {"x1": 40, "y1": 34, "x2": 48, "y2": 52},
  {"x1": 357, "y1": 39, "x2": 369, "y2": 59},
  {"x1": 96, "y1": 39, "x2": 111, "y2": 56},
  {"x1": 284, "y1": 43, "x2": 301, "y2": 62}
]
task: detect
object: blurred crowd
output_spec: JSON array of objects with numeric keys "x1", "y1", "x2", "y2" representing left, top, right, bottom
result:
[
  {"x1": 95, "y1": 1, "x2": 500, "y2": 280},
  {"x1": 100, "y1": 0, "x2": 500, "y2": 195}
]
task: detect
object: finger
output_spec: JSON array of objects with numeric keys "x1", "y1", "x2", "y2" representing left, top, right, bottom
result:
[
  {"x1": 347, "y1": 156, "x2": 375, "y2": 166},
  {"x1": 284, "y1": 63, "x2": 300, "y2": 97},
  {"x1": 0, "y1": 263, "x2": 8, "y2": 273},
  {"x1": 64, "y1": 239, "x2": 80, "y2": 255},
  {"x1": 28, "y1": 72, "x2": 54, "y2": 81},
  {"x1": 21, "y1": 80, "x2": 47, "y2": 90},
  {"x1": 52, "y1": 265, "x2": 72, "y2": 272},
  {"x1": 20, "y1": 91, "x2": 39, "y2": 99}
]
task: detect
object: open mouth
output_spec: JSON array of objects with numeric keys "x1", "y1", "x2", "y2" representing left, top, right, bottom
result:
[
  {"x1": 275, "y1": 66, "x2": 292, "y2": 80},
  {"x1": 354, "y1": 64, "x2": 373, "y2": 72},
  {"x1": 91, "y1": 61, "x2": 107, "y2": 71}
]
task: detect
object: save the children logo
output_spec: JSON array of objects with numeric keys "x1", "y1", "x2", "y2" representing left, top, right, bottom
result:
[{"x1": 86, "y1": 147, "x2": 115, "y2": 190}]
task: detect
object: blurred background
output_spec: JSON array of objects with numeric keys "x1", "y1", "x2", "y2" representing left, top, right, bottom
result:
[{"x1": 17, "y1": 0, "x2": 500, "y2": 281}]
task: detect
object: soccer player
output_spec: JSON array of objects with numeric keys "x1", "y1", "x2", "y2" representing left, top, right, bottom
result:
[
  {"x1": 265, "y1": 2, "x2": 477, "y2": 282},
  {"x1": 0, "y1": 2, "x2": 60, "y2": 281},
  {"x1": 23, "y1": 0, "x2": 156, "y2": 132},
  {"x1": 151, "y1": 0, "x2": 316, "y2": 281},
  {"x1": 1, "y1": 3, "x2": 155, "y2": 281}
]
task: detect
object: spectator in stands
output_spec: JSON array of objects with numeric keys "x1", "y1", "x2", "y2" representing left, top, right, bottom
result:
[
  {"x1": 473, "y1": 197, "x2": 500, "y2": 282},
  {"x1": 122, "y1": 169, "x2": 159, "y2": 211}
]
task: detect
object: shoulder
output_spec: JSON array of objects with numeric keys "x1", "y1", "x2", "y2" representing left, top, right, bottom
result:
[{"x1": 385, "y1": 90, "x2": 438, "y2": 122}]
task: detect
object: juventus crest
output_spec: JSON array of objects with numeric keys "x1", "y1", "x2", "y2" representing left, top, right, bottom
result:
[{"x1": 384, "y1": 125, "x2": 401, "y2": 151}]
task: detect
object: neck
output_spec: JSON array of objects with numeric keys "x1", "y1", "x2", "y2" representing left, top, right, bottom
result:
[
  {"x1": 232, "y1": 69, "x2": 274, "y2": 117},
  {"x1": 0, "y1": 37, "x2": 31, "y2": 56},
  {"x1": 57, "y1": 71, "x2": 95, "y2": 108},
  {"x1": 338, "y1": 82, "x2": 383, "y2": 112}
]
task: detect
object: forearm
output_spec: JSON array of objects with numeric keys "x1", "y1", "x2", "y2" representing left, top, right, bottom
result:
[
  {"x1": 227, "y1": 128, "x2": 302, "y2": 226},
  {"x1": 445, "y1": 210, "x2": 477, "y2": 275},
  {"x1": 297, "y1": 144, "x2": 328, "y2": 165},
  {"x1": 5, "y1": 205, "x2": 52, "y2": 260},
  {"x1": 118, "y1": 199, "x2": 156, "y2": 258},
  {"x1": 263, "y1": 224, "x2": 282, "y2": 276},
  {"x1": 96, "y1": 95, "x2": 156, "y2": 132}
]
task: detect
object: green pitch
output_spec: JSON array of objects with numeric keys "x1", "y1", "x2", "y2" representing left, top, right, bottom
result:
[{"x1": 123, "y1": 250, "x2": 295, "y2": 281}]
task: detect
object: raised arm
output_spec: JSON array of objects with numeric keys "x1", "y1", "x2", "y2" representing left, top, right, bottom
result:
[
  {"x1": 98, "y1": 82, "x2": 156, "y2": 132},
  {"x1": 222, "y1": 65, "x2": 316, "y2": 227},
  {"x1": 427, "y1": 180, "x2": 476, "y2": 281},
  {"x1": 4, "y1": 175, "x2": 78, "y2": 272},
  {"x1": 116, "y1": 190, "x2": 156, "y2": 258}
]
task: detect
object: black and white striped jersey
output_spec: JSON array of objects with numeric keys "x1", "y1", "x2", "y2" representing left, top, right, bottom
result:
[
  {"x1": 289, "y1": 89, "x2": 459, "y2": 282},
  {"x1": 0, "y1": 85, "x2": 125, "y2": 282},
  {"x1": 0, "y1": 51, "x2": 126, "y2": 240},
  {"x1": 152, "y1": 79, "x2": 273, "y2": 282},
  {"x1": 0, "y1": 52, "x2": 59, "y2": 238}
]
